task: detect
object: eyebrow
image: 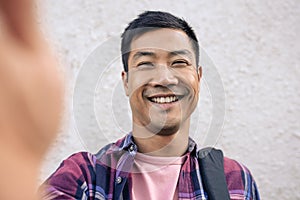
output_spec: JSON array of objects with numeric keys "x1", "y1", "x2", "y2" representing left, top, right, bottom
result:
[
  {"x1": 132, "y1": 49, "x2": 193, "y2": 62},
  {"x1": 169, "y1": 49, "x2": 193, "y2": 59},
  {"x1": 132, "y1": 51, "x2": 156, "y2": 62}
]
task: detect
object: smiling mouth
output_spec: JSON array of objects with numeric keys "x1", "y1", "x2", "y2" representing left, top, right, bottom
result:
[{"x1": 148, "y1": 95, "x2": 183, "y2": 104}]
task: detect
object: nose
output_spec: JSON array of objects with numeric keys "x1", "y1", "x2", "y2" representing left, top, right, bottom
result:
[{"x1": 150, "y1": 65, "x2": 178, "y2": 86}]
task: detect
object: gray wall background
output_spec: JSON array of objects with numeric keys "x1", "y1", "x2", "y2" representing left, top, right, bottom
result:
[{"x1": 39, "y1": 1, "x2": 300, "y2": 199}]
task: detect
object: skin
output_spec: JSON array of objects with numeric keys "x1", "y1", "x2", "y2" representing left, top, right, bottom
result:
[
  {"x1": 122, "y1": 28, "x2": 202, "y2": 157},
  {"x1": 0, "y1": 0, "x2": 64, "y2": 199}
]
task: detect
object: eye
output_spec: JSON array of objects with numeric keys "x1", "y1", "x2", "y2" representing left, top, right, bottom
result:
[
  {"x1": 171, "y1": 60, "x2": 190, "y2": 67},
  {"x1": 136, "y1": 62, "x2": 155, "y2": 69}
]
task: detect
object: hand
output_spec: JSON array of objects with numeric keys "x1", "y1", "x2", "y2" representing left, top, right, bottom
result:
[{"x1": 0, "y1": 0, "x2": 64, "y2": 199}]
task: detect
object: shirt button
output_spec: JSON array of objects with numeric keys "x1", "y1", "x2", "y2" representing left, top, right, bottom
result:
[
  {"x1": 129, "y1": 145, "x2": 134, "y2": 152},
  {"x1": 116, "y1": 176, "x2": 122, "y2": 184}
]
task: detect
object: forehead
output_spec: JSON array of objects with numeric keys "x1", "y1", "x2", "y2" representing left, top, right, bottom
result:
[{"x1": 130, "y1": 28, "x2": 194, "y2": 56}]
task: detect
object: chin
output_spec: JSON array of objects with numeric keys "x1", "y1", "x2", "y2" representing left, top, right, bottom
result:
[{"x1": 150, "y1": 124, "x2": 180, "y2": 136}]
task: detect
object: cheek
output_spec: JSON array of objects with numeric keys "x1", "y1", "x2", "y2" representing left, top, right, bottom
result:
[
  {"x1": 181, "y1": 72, "x2": 199, "y2": 93},
  {"x1": 127, "y1": 71, "x2": 152, "y2": 96}
]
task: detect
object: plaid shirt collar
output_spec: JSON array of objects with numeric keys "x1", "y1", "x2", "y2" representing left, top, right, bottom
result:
[{"x1": 117, "y1": 132, "x2": 199, "y2": 156}]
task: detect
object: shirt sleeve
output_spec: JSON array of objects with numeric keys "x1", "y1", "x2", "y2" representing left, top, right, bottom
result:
[
  {"x1": 39, "y1": 152, "x2": 97, "y2": 200},
  {"x1": 224, "y1": 157, "x2": 260, "y2": 200}
]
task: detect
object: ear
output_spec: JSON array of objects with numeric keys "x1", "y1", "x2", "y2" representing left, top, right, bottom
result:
[
  {"x1": 197, "y1": 66, "x2": 202, "y2": 81},
  {"x1": 121, "y1": 71, "x2": 129, "y2": 96}
]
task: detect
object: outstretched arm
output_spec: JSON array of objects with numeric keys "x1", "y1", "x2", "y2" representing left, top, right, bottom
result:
[{"x1": 0, "y1": 0, "x2": 64, "y2": 199}]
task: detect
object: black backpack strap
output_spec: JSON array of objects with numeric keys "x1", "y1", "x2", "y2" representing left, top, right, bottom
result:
[{"x1": 198, "y1": 147, "x2": 230, "y2": 200}]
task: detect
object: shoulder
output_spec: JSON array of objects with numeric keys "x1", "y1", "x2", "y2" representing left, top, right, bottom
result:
[
  {"x1": 46, "y1": 136, "x2": 126, "y2": 183},
  {"x1": 223, "y1": 157, "x2": 260, "y2": 200},
  {"x1": 223, "y1": 156, "x2": 253, "y2": 183},
  {"x1": 44, "y1": 152, "x2": 97, "y2": 184},
  {"x1": 49, "y1": 152, "x2": 97, "y2": 178},
  {"x1": 64, "y1": 151, "x2": 96, "y2": 165},
  {"x1": 224, "y1": 156, "x2": 250, "y2": 174}
]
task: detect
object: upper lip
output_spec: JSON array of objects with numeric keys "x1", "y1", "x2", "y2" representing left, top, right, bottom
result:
[
  {"x1": 147, "y1": 93, "x2": 183, "y2": 98},
  {"x1": 143, "y1": 86, "x2": 188, "y2": 100}
]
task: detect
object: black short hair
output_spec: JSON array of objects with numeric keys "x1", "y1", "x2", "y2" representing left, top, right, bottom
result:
[{"x1": 121, "y1": 11, "x2": 199, "y2": 72}]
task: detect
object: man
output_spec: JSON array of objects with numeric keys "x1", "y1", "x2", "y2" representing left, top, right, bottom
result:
[{"x1": 41, "y1": 11, "x2": 260, "y2": 199}]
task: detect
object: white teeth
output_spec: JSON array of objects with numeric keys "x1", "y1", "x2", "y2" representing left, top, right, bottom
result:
[
  {"x1": 166, "y1": 97, "x2": 170, "y2": 103},
  {"x1": 150, "y1": 96, "x2": 178, "y2": 104}
]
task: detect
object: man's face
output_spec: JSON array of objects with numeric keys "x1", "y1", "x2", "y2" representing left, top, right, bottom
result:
[{"x1": 122, "y1": 28, "x2": 201, "y2": 136}]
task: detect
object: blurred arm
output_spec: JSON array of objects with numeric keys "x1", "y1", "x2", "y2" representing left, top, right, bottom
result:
[{"x1": 0, "y1": 0, "x2": 64, "y2": 199}]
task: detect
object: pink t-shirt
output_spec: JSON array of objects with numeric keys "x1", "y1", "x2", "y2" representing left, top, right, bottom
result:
[{"x1": 131, "y1": 152, "x2": 186, "y2": 200}]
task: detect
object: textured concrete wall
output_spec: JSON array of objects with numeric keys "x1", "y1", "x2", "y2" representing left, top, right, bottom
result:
[{"x1": 39, "y1": 1, "x2": 300, "y2": 199}]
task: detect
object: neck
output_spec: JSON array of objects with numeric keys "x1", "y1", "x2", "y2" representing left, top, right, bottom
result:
[{"x1": 132, "y1": 120, "x2": 190, "y2": 157}]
